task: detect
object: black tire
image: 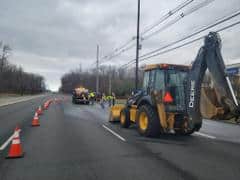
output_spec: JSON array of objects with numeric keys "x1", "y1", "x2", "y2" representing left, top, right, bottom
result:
[
  {"x1": 72, "y1": 98, "x2": 76, "y2": 104},
  {"x1": 136, "y1": 105, "x2": 160, "y2": 137},
  {"x1": 120, "y1": 108, "x2": 131, "y2": 128},
  {"x1": 175, "y1": 129, "x2": 195, "y2": 136},
  {"x1": 185, "y1": 130, "x2": 195, "y2": 135},
  {"x1": 174, "y1": 119, "x2": 197, "y2": 136}
]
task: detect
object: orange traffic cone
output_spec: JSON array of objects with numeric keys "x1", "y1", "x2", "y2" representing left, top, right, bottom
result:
[
  {"x1": 14, "y1": 125, "x2": 20, "y2": 132},
  {"x1": 43, "y1": 101, "x2": 50, "y2": 110},
  {"x1": 43, "y1": 102, "x2": 48, "y2": 110},
  {"x1": 43, "y1": 103, "x2": 47, "y2": 110},
  {"x1": 6, "y1": 126, "x2": 24, "y2": 159},
  {"x1": 32, "y1": 113, "x2": 40, "y2": 127},
  {"x1": 37, "y1": 106, "x2": 43, "y2": 115}
]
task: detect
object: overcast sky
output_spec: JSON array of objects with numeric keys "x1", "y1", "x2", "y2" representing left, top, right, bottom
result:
[{"x1": 0, "y1": 0, "x2": 239, "y2": 90}]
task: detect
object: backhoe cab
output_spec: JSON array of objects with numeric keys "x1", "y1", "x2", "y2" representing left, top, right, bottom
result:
[
  {"x1": 110, "y1": 64, "x2": 191, "y2": 137},
  {"x1": 109, "y1": 32, "x2": 240, "y2": 137}
]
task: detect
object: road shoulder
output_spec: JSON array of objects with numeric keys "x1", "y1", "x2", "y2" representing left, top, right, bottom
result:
[{"x1": 0, "y1": 94, "x2": 47, "y2": 107}]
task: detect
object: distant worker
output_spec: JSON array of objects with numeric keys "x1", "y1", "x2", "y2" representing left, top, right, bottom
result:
[
  {"x1": 111, "y1": 92, "x2": 116, "y2": 106},
  {"x1": 107, "y1": 95, "x2": 113, "y2": 107},
  {"x1": 100, "y1": 93, "x2": 106, "y2": 109},
  {"x1": 89, "y1": 92, "x2": 95, "y2": 105}
]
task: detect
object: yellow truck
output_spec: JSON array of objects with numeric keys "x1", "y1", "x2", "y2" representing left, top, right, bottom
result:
[{"x1": 72, "y1": 87, "x2": 90, "y2": 104}]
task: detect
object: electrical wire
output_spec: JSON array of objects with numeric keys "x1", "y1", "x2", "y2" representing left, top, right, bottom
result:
[
  {"x1": 141, "y1": 0, "x2": 194, "y2": 35},
  {"x1": 99, "y1": 38, "x2": 135, "y2": 62},
  {"x1": 100, "y1": 0, "x2": 215, "y2": 65},
  {"x1": 99, "y1": 0, "x2": 195, "y2": 65},
  {"x1": 142, "y1": 0, "x2": 215, "y2": 41},
  {"x1": 123, "y1": 19, "x2": 240, "y2": 68},
  {"x1": 141, "y1": 9, "x2": 240, "y2": 59},
  {"x1": 120, "y1": 9, "x2": 240, "y2": 68},
  {"x1": 100, "y1": 44, "x2": 136, "y2": 64}
]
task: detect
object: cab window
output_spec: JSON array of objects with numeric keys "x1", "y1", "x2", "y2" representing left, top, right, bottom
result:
[
  {"x1": 143, "y1": 71, "x2": 150, "y2": 90},
  {"x1": 149, "y1": 70, "x2": 155, "y2": 90},
  {"x1": 155, "y1": 70, "x2": 165, "y2": 90},
  {"x1": 165, "y1": 69, "x2": 187, "y2": 111}
]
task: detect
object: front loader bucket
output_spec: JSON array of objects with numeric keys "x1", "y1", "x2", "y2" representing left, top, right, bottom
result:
[{"x1": 109, "y1": 104, "x2": 125, "y2": 122}]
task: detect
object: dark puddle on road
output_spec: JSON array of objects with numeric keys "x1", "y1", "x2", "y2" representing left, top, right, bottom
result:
[
  {"x1": 107, "y1": 122, "x2": 198, "y2": 146},
  {"x1": 135, "y1": 135, "x2": 194, "y2": 146}
]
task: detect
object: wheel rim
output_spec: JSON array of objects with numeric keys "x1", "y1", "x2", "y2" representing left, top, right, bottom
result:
[
  {"x1": 120, "y1": 112, "x2": 126, "y2": 125},
  {"x1": 139, "y1": 111, "x2": 148, "y2": 131}
]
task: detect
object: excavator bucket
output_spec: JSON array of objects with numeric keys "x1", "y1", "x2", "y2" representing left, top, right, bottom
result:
[
  {"x1": 201, "y1": 84, "x2": 239, "y2": 120},
  {"x1": 200, "y1": 87, "x2": 225, "y2": 119},
  {"x1": 205, "y1": 33, "x2": 239, "y2": 113},
  {"x1": 109, "y1": 104, "x2": 125, "y2": 122},
  {"x1": 186, "y1": 32, "x2": 240, "y2": 130}
]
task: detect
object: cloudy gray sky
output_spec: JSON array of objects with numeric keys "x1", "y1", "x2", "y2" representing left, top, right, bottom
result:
[{"x1": 0, "y1": 0, "x2": 240, "y2": 90}]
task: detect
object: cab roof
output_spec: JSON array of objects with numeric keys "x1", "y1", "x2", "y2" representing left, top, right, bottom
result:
[
  {"x1": 144, "y1": 63, "x2": 190, "y2": 71},
  {"x1": 74, "y1": 87, "x2": 88, "y2": 92}
]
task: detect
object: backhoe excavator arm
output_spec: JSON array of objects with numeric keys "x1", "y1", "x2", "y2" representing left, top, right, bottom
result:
[{"x1": 186, "y1": 32, "x2": 240, "y2": 130}]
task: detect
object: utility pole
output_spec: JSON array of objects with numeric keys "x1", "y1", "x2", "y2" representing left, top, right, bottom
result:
[
  {"x1": 135, "y1": 0, "x2": 141, "y2": 90},
  {"x1": 96, "y1": 45, "x2": 99, "y2": 94},
  {"x1": 109, "y1": 73, "x2": 112, "y2": 95}
]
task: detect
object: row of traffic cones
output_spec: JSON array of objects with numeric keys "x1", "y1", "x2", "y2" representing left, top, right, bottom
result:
[
  {"x1": 6, "y1": 99, "x2": 53, "y2": 159},
  {"x1": 31, "y1": 112, "x2": 40, "y2": 127},
  {"x1": 31, "y1": 104, "x2": 46, "y2": 127},
  {"x1": 43, "y1": 100, "x2": 51, "y2": 110},
  {"x1": 6, "y1": 126, "x2": 23, "y2": 158}
]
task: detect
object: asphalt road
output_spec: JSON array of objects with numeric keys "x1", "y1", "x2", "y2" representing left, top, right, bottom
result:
[{"x1": 0, "y1": 96, "x2": 240, "y2": 180}]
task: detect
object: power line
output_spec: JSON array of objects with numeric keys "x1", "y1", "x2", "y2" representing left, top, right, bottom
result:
[
  {"x1": 142, "y1": 0, "x2": 215, "y2": 41},
  {"x1": 140, "y1": 19, "x2": 240, "y2": 63},
  {"x1": 140, "y1": 9, "x2": 240, "y2": 59},
  {"x1": 123, "y1": 19, "x2": 240, "y2": 68},
  {"x1": 100, "y1": 0, "x2": 214, "y2": 65},
  {"x1": 121, "y1": 9, "x2": 240, "y2": 67},
  {"x1": 100, "y1": 44, "x2": 135, "y2": 64},
  {"x1": 99, "y1": 0, "x2": 236, "y2": 69},
  {"x1": 100, "y1": 38, "x2": 134, "y2": 60},
  {"x1": 115, "y1": 38, "x2": 135, "y2": 53},
  {"x1": 99, "y1": 0, "x2": 195, "y2": 65},
  {"x1": 141, "y1": 0, "x2": 194, "y2": 35}
]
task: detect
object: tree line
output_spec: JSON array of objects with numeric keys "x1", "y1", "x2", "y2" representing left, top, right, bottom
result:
[
  {"x1": 60, "y1": 63, "x2": 240, "y2": 100},
  {"x1": 0, "y1": 42, "x2": 46, "y2": 95},
  {"x1": 60, "y1": 65, "x2": 144, "y2": 97}
]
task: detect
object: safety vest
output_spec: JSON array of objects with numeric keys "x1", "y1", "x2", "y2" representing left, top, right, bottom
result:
[
  {"x1": 102, "y1": 95, "x2": 107, "y2": 100},
  {"x1": 107, "y1": 96, "x2": 113, "y2": 100}
]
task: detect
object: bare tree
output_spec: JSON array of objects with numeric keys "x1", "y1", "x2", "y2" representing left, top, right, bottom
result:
[
  {"x1": 0, "y1": 42, "x2": 46, "y2": 95},
  {"x1": 60, "y1": 65, "x2": 143, "y2": 98},
  {"x1": 0, "y1": 44, "x2": 11, "y2": 73}
]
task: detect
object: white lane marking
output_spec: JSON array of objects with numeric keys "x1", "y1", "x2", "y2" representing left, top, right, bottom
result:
[
  {"x1": 194, "y1": 132, "x2": 216, "y2": 139},
  {"x1": 0, "y1": 130, "x2": 21, "y2": 150},
  {"x1": 102, "y1": 125, "x2": 126, "y2": 142}
]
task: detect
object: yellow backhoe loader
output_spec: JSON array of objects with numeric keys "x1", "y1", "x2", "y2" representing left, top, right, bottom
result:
[{"x1": 109, "y1": 32, "x2": 240, "y2": 137}]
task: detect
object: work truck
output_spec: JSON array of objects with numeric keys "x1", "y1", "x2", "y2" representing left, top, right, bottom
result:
[{"x1": 72, "y1": 87, "x2": 90, "y2": 104}]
